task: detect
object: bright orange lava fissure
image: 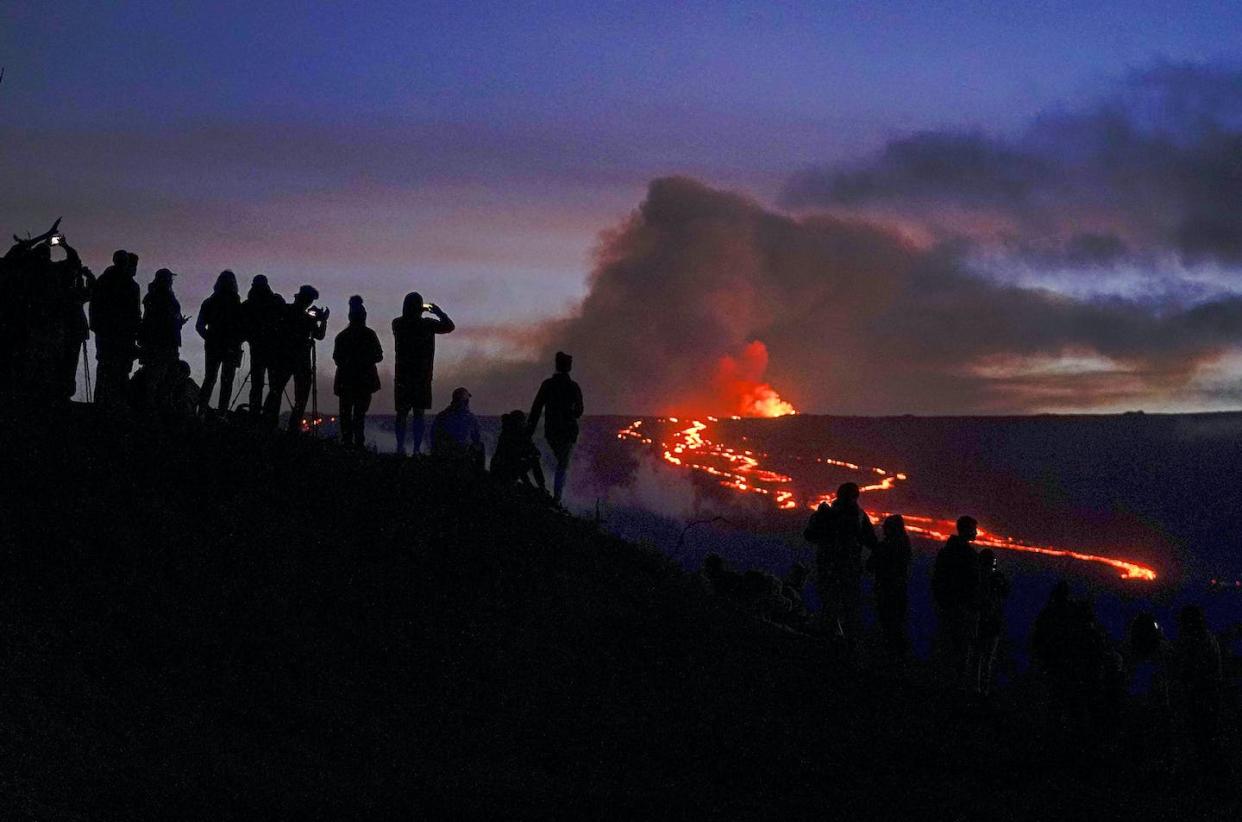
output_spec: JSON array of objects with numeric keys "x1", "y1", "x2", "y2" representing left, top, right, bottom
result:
[{"x1": 617, "y1": 417, "x2": 1157, "y2": 582}]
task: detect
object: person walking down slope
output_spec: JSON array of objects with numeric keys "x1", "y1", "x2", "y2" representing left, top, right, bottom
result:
[
  {"x1": 868, "y1": 514, "x2": 913, "y2": 654},
  {"x1": 932, "y1": 515, "x2": 981, "y2": 689},
  {"x1": 89, "y1": 250, "x2": 141, "y2": 407},
  {"x1": 431, "y1": 386, "x2": 483, "y2": 470},
  {"x1": 528, "y1": 351, "x2": 584, "y2": 504},
  {"x1": 392, "y1": 292, "x2": 455, "y2": 456},
  {"x1": 240, "y1": 275, "x2": 285, "y2": 419},
  {"x1": 332, "y1": 295, "x2": 383, "y2": 449},
  {"x1": 137, "y1": 268, "x2": 188, "y2": 410},
  {"x1": 195, "y1": 270, "x2": 245, "y2": 414}
]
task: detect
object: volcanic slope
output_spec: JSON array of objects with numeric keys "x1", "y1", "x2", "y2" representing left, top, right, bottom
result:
[{"x1": 0, "y1": 404, "x2": 1234, "y2": 818}]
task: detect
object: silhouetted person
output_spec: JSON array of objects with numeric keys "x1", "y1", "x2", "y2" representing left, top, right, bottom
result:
[
  {"x1": 241, "y1": 275, "x2": 285, "y2": 418},
  {"x1": 167, "y1": 360, "x2": 200, "y2": 417},
  {"x1": 47, "y1": 234, "x2": 92, "y2": 400},
  {"x1": 701, "y1": 553, "x2": 743, "y2": 598},
  {"x1": 332, "y1": 295, "x2": 383, "y2": 448},
  {"x1": 1127, "y1": 611, "x2": 1175, "y2": 770},
  {"x1": 392, "y1": 292, "x2": 454, "y2": 455},
  {"x1": 430, "y1": 386, "x2": 483, "y2": 469},
  {"x1": 1176, "y1": 605, "x2": 1223, "y2": 766},
  {"x1": 491, "y1": 409, "x2": 546, "y2": 491},
  {"x1": 974, "y1": 548, "x2": 1010, "y2": 696},
  {"x1": 263, "y1": 285, "x2": 327, "y2": 431},
  {"x1": 528, "y1": 351, "x2": 584, "y2": 504},
  {"x1": 90, "y1": 250, "x2": 141, "y2": 407},
  {"x1": 137, "y1": 268, "x2": 187, "y2": 409},
  {"x1": 932, "y1": 515, "x2": 980, "y2": 688},
  {"x1": 868, "y1": 514, "x2": 912, "y2": 653},
  {"x1": 195, "y1": 270, "x2": 245, "y2": 414},
  {"x1": 805, "y1": 482, "x2": 876, "y2": 644},
  {"x1": 1063, "y1": 599, "x2": 1118, "y2": 750}
]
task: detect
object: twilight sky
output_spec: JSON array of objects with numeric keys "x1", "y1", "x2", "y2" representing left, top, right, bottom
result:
[{"x1": 4, "y1": 2, "x2": 1242, "y2": 413}]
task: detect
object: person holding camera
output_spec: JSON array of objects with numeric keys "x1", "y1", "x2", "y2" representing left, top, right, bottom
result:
[
  {"x1": 195, "y1": 270, "x2": 245, "y2": 414},
  {"x1": 263, "y1": 284, "x2": 328, "y2": 431},
  {"x1": 392, "y1": 292, "x2": 454, "y2": 455}
]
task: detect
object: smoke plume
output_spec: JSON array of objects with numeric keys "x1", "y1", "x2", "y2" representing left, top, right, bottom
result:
[{"x1": 454, "y1": 172, "x2": 1242, "y2": 415}]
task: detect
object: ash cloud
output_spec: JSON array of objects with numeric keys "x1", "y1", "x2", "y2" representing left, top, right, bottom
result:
[
  {"x1": 453, "y1": 175, "x2": 1242, "y2": 415},
  {"x1": 783, "y1": 62, "x2": 1242, "y2": 269}
]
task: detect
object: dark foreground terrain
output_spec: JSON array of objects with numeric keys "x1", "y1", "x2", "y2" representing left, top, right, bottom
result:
[{"x1": 0, "y1": 404, "x2": 1237, "y2": 819}]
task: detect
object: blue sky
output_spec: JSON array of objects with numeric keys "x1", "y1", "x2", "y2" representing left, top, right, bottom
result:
[{"x1": 4, "y1": 2, "x2": 1242, "y2": 412}]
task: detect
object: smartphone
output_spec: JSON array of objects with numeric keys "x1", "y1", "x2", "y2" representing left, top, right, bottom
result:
[
  {"x1": 49, "y1": 234, "x2": 63, "y2": 246},
  {"x1": 422, "y1": 303, "x2": 434, "y2": 311}
]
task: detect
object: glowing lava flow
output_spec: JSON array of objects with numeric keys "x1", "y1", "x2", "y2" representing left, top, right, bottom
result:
[{"x1": 617, "y1": 417, "x2": 1158, "y2": 582}]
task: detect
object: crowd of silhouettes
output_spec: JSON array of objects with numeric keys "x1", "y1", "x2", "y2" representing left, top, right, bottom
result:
[
  {"x1": 0, "y1": 219, "x2": 585, "y2": 504},
  {"x1": 698, "y1": 479, "x2": 1238, "y2": 774},
  {"x1": 4, "y1": 218, "x2": 1233, "y2": 778}
]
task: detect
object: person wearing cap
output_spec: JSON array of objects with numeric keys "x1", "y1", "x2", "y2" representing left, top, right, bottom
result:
[
  {"x1": 430, "y1": 386, "x2": 483, "y2": 469},
  {"x1": 392, "y1": 292, "x2": 455, "y2": 456},
  {"x1": 263, "y1": 284, "x2": 328, "y2": 431},
  {"x1": 332, "y1": 295, "x2": 383, "y2": 448},
  {"x1": 240, "y1": 274, "x2": 285, "y2": 418},
  {"x1": 137, "y1": 267, "x2": 188, "y2": 410},
  {"x1": 89, "y1": 249, "x2": 142, "y2": 407},
  {"x1": 527, "y1": 351, "x2": 584, "y2": 503}
]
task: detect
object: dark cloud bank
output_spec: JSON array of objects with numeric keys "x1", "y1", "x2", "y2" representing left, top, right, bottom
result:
[{"x1": 457, "y1": 63, "x2": 1242, "y2": 416}]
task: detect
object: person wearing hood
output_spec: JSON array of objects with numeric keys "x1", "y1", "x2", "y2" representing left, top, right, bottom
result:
[
  {"x1": 392, "y1": 291, "x2": 455, "y2": 455},
  {"x1": 527, "y1": 351, "x2": 584, "y2": 503},
  {"x1": 137, "y1": 268, "x2": 188, "y2": 409},
  {"x1": 332, "y1": 295, "x2": 383, "y2": 448},
  {"x1": 240, "y1": 274, "x2": 285, "y2": 418},
  {"x1": 89, "y1": 249, "x2": 141, "y2": 407},
  {"x1": 195, "y1": 269, "x2": 245, "y2": 413}
]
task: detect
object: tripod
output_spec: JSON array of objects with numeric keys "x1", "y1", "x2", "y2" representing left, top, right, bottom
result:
[
  {"x1": 79, "y1": 340, "x2": 93, "y2": 403},
  {"x1": 309, "y1": 337, "x2": 320, "y2": 436}
]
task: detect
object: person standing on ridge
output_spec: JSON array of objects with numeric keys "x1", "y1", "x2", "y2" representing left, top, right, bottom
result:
[
  {"x1": 90, "y1": 250, "x2": 141, "y2": 407},
  {"x1": 932, "y1": 515, "x2": 981, "y2": 690},
  {"x1": 392, "y1": 292, "x2": 454, "y2": 456},
  {"x1": 137, "y1": 268, "x2": 188, "y2": 410},
  {"x1": 240, "y1": 274, "x2": 285, "y2": 418},
  {"x1": 195, "y1": 270, "x2": 245, "y2": 414},
  {"x1": 332, "y1": 295, "x2": 383, "y2": 448},
  {"x1": 264, "y1": 284, "x2": 328, "y2": 431},
  {"x1": 868, "y1": 513, "x2": 913, "y2": 654},
  {"x1": 527, "y1": 350, "x2": 584, "y2": 504},
  {"x1": 805, "y1": 482, "x2": 877, "y2": 646}
]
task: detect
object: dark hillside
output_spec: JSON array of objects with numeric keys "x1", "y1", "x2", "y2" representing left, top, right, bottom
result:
[{"x1": 0, "y1": 403, "x2": 1236, "y2": 818}]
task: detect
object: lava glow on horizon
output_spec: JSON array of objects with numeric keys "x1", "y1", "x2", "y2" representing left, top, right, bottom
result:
[{"x1": 617, "y1": 417, "x2": 1158, "y2": 582}]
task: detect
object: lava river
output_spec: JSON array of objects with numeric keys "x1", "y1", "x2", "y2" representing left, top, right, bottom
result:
[{"x1": 617, "y1": 417, "x2": 1158, "y2": 582}]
